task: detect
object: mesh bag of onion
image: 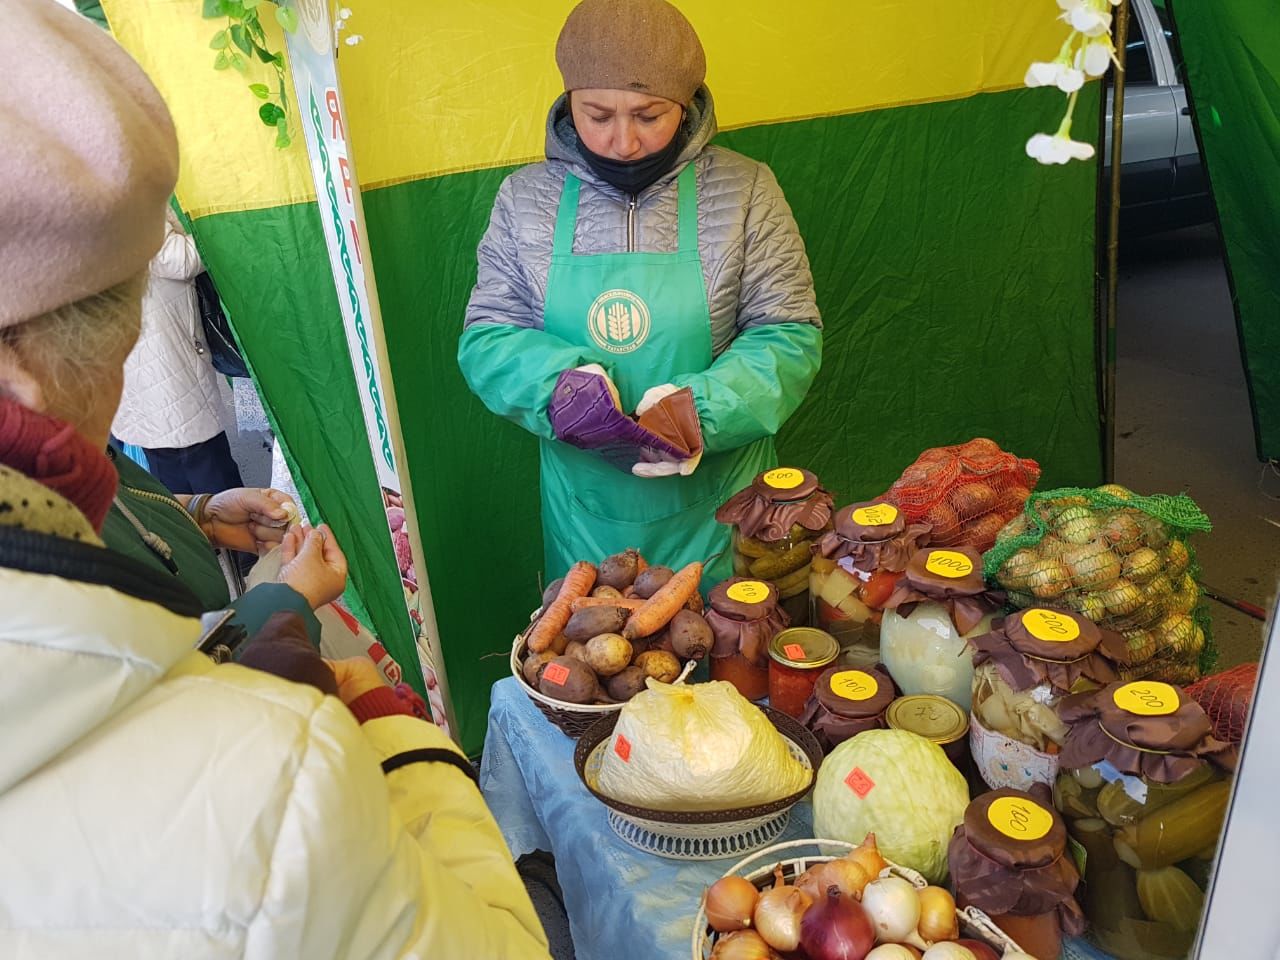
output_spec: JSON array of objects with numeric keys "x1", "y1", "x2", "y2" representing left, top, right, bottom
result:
[
  {"x1": 882, "y1": 438, "x2": 1041, "y2": 552},
  {"x1": 984, "y1": 484, "x2": 1215, "y2": 684},
  {"x1": 1186, "y1": 663, "x2": 1258, "y2": 744}
]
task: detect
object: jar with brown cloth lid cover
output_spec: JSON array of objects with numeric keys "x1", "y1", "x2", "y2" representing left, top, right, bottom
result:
[{"x1": 705, "y1": 577, "x2": 790, "y2": 700}]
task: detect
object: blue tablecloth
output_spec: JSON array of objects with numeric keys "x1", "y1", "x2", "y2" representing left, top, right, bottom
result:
[{"x1": 480, "y1": 676, "x2": 1111, "y2": 960}]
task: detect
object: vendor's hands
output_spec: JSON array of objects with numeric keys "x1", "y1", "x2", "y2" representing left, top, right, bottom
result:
[
  {"x1": 574, "y1": 363, "x2": 621, "y2": 410},
  {"x1": 632, "y1": 450, "x2": 704, "y2": 478},
  {"x1": 277, "y1": 523, "x2": 348, "y2": 610},
  {"x1": 635, "y1": 383, "x2": 680, "y2": 417},
  {"x1": 202, "y1": 487, "x2": 296, "y2": 554},
  {"x1": 327, "y1": 656, "x2": 389, "y2": 707}
]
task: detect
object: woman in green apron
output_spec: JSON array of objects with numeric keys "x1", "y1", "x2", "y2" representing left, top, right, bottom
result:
[{"x1": 459, "y1": 0, "x2": 822, "y2": 584}]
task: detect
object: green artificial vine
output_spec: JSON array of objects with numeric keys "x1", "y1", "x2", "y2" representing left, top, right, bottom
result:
[{"x1": 202, "y1": 0, "x2": 299, "y2": 149}]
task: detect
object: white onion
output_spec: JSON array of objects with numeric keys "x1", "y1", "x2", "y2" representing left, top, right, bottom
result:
[{"x1": 861, "y1": 877, "x2": 925, "y2": 946}]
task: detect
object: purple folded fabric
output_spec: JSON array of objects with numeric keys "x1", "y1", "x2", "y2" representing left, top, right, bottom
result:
[{"x1": 547, "y1": 369, "x2": 686, "y2": 471}]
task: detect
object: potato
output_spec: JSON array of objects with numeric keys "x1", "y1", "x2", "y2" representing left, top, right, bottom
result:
[
  {"x1": 564, "y1": 640, "x2": 589, "y2": 663},
  {"x1": 606, "y1": 665, "x2": 649, "y2": 701},
  {"x1": 633, "y1": 565, "x2": 674, "y2": 600},
  {"x1": 598, "y1": 549, "x2": 643, "y2": 589},
  {"x1": 521, "y1": 650, "x2": 556, "y2": 687},
  {"x1": 584, "y1": 632, "x2": 633, "y2": 677},
  {"x1": 635, "y1": 649, "x2": 681, "y2": 684},
  {"x1": 541, "y1": 577, "x2": 565, "y2": 609},
  {"x1": 564, "y1": 605, "x2": 628, "y2": 642},
  {"x1": 591, "y1": 585, "x2": 625, "y2": 600},
  {"x1": 547, "y1": 632, "x2": 569, "y2": 656},
  {"x1": 668, "y1": 609, "x2": 712, "y2": 661},
  {"x1": 537, "y1": 656, "x2": 599, "y2": 704}
]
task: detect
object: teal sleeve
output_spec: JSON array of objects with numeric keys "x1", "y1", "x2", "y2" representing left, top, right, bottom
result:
[
  {"x1": 227, "y1": 582, "x2": 322, "y2": 651},
  {"x1": 672, "y1": 323, "x2": 822, "y2": 455},
  {"x1": 457, "y1": 323, "x2": 605, "y2": 441}
]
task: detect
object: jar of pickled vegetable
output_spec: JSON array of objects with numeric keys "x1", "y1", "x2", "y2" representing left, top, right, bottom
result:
[
  {"x1": 705, "y1": 577, "x2": 790, "y2": 701},
  {"x1": 810, "y1": 499, "x2": 931, "y2": 666},
  {"x1": 879, "y1": 546, "x2": 1003, "y2": 711},
  {"x1": 800, "y1": 664, "x2": 896, "y2": 752},
  {"x1": 1053, "y1": 681, "x2": 1238, "y2": 960},
  {"x1": 767, "y1": 628, "x2": 840, "y2": 718},
  {"x1": 885, "y1": 693, "x2": 971, "y2": 777},
  {"x1": 948, "y1": 787, "x2": 1085, "y2": 960},
  {"x1": 716, "y1": 467, "x2": 834, "y2": 627},
  {"x1": 968, "y1": 607, "x2": 1128, "y2": 792}
]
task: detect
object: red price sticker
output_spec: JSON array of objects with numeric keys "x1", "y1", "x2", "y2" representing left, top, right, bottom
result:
[
  {"x1": 844, "y1": 766, "x2": 876, "y2": 799},
  {"x1": 784, "y1": 643, "x2": 807, "y2": 660},
  {"x1": 614, "y1": 734, "x2": 631, "y2": 763},
  {"x1": 542, "y1": 662, "x2": 570, "y2": 686}
]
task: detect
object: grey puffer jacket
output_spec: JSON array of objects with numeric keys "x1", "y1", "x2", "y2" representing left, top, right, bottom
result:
[{"x1": 459, "y1": 87, "x2": 822, "y2": 455}]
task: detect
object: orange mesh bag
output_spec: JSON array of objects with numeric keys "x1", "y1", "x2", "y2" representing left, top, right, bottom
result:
[
  {"x1": 883, "y1": 438, "x2": 1041, "y2": 551},
  {"x1": 1187, "y1": 663, "x2": 1258, "y2": 744}
]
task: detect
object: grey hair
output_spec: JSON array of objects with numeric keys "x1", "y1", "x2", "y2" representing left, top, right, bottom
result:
[{"x1": 2, "y1": 273, "x2": 146, "y2": 419}]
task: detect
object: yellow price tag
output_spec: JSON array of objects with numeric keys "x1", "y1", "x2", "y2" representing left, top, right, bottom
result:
[
  {"x1": 1113, "y1": 681, "x2": 1180, "y2": 716},
  {"x1": 763, "y1": 468, "x2": 804, "y2": 490},
  {"x1": 987, "y1": 796, "x2": 1055, "y2": 841},
  {"x1": 1022, "y1": 608, "x2": 1081, "y2": 643},
  {"x1": 727, "y1": 580, "x2": 771, "y2": 604},
  {"x1": 924, "y1": 550, "x2": 974, "y2": 579},
  {"x1": 829, "y1": 670, "x2": 879, "y2": 702},
  {"x1": 851, "y1": 503, "x2": 899, "y2": 527}
]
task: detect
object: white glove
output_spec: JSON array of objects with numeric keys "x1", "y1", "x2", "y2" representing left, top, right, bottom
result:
[
  {"x1": 635, "y1": 383, "x2": 680, "y2": 417},
  {"x1": 575, "y1": 363, "x2": 621, "y2": 410},
  {"x1": 632, "y1": 450, "x2": 703, "y2": 479}
]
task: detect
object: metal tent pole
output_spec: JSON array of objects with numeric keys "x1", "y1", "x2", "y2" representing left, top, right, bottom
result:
[{"x1": 1104, "y1": 0, "x2": 1132, "y2": 482}]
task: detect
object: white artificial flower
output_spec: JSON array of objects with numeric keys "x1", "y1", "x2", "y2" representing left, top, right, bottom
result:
[
  {"x1": 339, "y1": 7, "x2": 353, "y2": 17},
  {"x1": 1025, "y1": 60, "x2": 1086, "y2": 93},
  {"x1": 1069, "y1": 5, "x2": 1113, "y2": 36},
  {"x1": 1079, "y1": 39, "x2": 1114, "y2": 77},
  {"x1": 1026, "y1": 132, "x2": 1097, "y2": 165},
  {"x1": 345, "y1": 34, "x2": 363, "y2": 45}
]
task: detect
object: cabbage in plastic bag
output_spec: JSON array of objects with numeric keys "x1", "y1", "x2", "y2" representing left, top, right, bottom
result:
[{"x1": 595, "y1": 680, "x2": 810, "y2": 811}]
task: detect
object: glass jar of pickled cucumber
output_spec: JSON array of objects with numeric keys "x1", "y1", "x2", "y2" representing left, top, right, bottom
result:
[
  {"x1": 716, "y1": 467, "x2": 834, "y2": 627},
  {"x1": 1053, "y1": 681, "x2": 1238, "y2": 960},
  {"x1": 809, "y1": 499, "x2": 930, "y2": 666}
]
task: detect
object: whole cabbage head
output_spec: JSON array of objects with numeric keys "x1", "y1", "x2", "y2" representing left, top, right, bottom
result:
[{"x1": 813, "y1": 728, "x2": 969, "y2": 883}]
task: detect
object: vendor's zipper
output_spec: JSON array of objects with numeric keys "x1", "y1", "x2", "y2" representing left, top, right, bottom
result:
[
  {"x1": 627, "y1": 194, "x2": 637, "y2": 252},
  {"x1": 120, "y1": 483, "x2": 208, "y2": 539}
]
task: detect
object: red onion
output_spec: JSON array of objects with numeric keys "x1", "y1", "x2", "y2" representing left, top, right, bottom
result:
[{"x1": 799, "y1": 886, "x2": 876, "y2": 960}]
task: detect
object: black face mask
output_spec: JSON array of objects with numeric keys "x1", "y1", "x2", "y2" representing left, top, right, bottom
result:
[{"x1": 576, "y1": 128, "x2": 686, "y2": 196}]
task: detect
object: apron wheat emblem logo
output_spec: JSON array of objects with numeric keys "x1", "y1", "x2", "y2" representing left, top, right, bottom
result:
[{"x1": 587, "y1": 289, "x2": 651, "y2": 354}]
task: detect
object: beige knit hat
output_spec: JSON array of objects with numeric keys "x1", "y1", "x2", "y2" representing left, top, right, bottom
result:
[
  {"x1": 556, "y1": 0, "x2": 706, "y2": 106},
  {"x1": 0, "y1": 0, "x2": 179, "y2": 328}
]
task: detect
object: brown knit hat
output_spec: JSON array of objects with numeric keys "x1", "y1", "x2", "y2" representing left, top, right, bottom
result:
[
  {"x1": 555, "y1": 0, "x2": 706, "y2": 106},
  {"x1": 0, "y1": 0, "x2": 178, "y2": 327}
]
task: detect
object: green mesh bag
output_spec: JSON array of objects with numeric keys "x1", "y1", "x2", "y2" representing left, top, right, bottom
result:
[{"x1": 983, "y1": 484, "x2": 1215, "y2": 682}]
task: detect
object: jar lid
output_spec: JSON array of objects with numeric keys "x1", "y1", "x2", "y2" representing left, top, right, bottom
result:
[
  {"x1": 886, "y1": 694, "x2": 968, "y2": 745},
  {"x1": 708, "y1": 577, "x2": 779, "y2": 622},
  {"x1": 769, "y1": 628, "x2": 840, "y2": 669},
  {"x1": 833, "y1": 499, "x2": 906, "y2": 542},
  {"x1": 962, "y1": 788, "x2": 1067, "y2": 868},
  {"x1": 751, "y1": 467, "x2": 821, "y2": 502},
  {"x1": 812, "y1": 664, "x2": 896, "y2": 719}
]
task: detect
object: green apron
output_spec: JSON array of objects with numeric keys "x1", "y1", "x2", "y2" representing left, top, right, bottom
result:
[{"x1": 540, "y1": 164, "x2": 774, "y2": 583}]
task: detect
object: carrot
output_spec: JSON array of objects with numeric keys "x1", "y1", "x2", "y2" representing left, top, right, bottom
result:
[
  {"x1": 528, "y1": 561, "x2": 597, "y2": 652},
  {"x1": 571, "y1": 596, "x2": 645, "y2": 612},
  {"x1": 622, "y1": 561, "x2": 702, "y2": 640}
]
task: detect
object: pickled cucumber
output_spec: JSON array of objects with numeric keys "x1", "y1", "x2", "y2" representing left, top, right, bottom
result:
[
  {"x1": 1114, "y1": 780, "x2": 1230, "y2": 870},
  {"x1": 1136, "y1": 866, "x2": 1204, "y2": 932},
  {"x1": 748, "y1": 540, "x2": 812, "y2": 580},
  {"x1": 1055, "y1": 772, "x2": 1101, "y2": 819}
]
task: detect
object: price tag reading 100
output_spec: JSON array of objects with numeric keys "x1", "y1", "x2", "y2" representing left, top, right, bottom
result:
[
  {"x1": 987, "y1": 796, "x2": 1054, "y2": 841},
  {"x1": 726, "y1": 580, "x2": 771, "y2": 604},
  {"x1": 830, "y1": 670, "x2": 879, "y2": 702}
]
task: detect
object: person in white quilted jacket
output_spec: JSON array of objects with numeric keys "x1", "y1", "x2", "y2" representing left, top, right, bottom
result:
[
  {"x1": 111, "y1": 205, "x2": 243, "y2": 495},
  {"x1": 0, "y1": 3, "x2": 551, "y2": 958}
]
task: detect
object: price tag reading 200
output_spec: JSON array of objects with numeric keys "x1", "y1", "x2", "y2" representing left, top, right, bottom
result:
[
  {"x1": 1022, "y1": 608, "x2": 1081, "y2": 643},
  {"x1": 763, "y1": 468, "x2": 805, "y2": 490},
  {"x1": 851, "y1": 503, "x2": 899, "y2": 527},
  {"x1": 987, "y1": 796, "x2": 1054, "y2": 841},
  {"x1": 1113, "y1": 681, "x2": 1180, "y2": 716},
  {"x1": 726, "y1": 580, "x2": 771, "y2": 604},
  {"x1": 829, "y1": 670, "x2": 879, "y2": 702}
]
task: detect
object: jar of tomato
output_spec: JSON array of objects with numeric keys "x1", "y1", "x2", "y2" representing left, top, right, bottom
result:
[
  {"x1": 799, "y1": 664, "x2": 896, "y2": 752},
  {"x1": 948, "y1": 787, "x2": 1085, "y2": 960},
  {"x1": 810, "y1": 499, "x2": 930, "y2": 666},
  {"x1": 705, "y1": 577, "x2": 790, "y2": 701},
  {"x1": 767, "y1": 628, "x2": 840, "y2": 718},
  {"x1": 716, "y1": 467, "x2": 835, "y2": 627}
]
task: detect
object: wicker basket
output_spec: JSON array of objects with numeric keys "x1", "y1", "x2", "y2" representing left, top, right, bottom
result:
[
  {"x1": 511, "y1": 617, "x2": 697, "y2": 738},
  {"x1": 573, "y1": 707, "x2": 824, "y2": 860},
  {"x1": 689, "y1": 838, "x2": 1029, "y2": 959}
]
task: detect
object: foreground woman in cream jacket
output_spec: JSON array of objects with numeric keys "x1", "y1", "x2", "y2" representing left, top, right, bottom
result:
[{"x1": 0, "y1": 3, "x2": 549, "y2": 957}]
